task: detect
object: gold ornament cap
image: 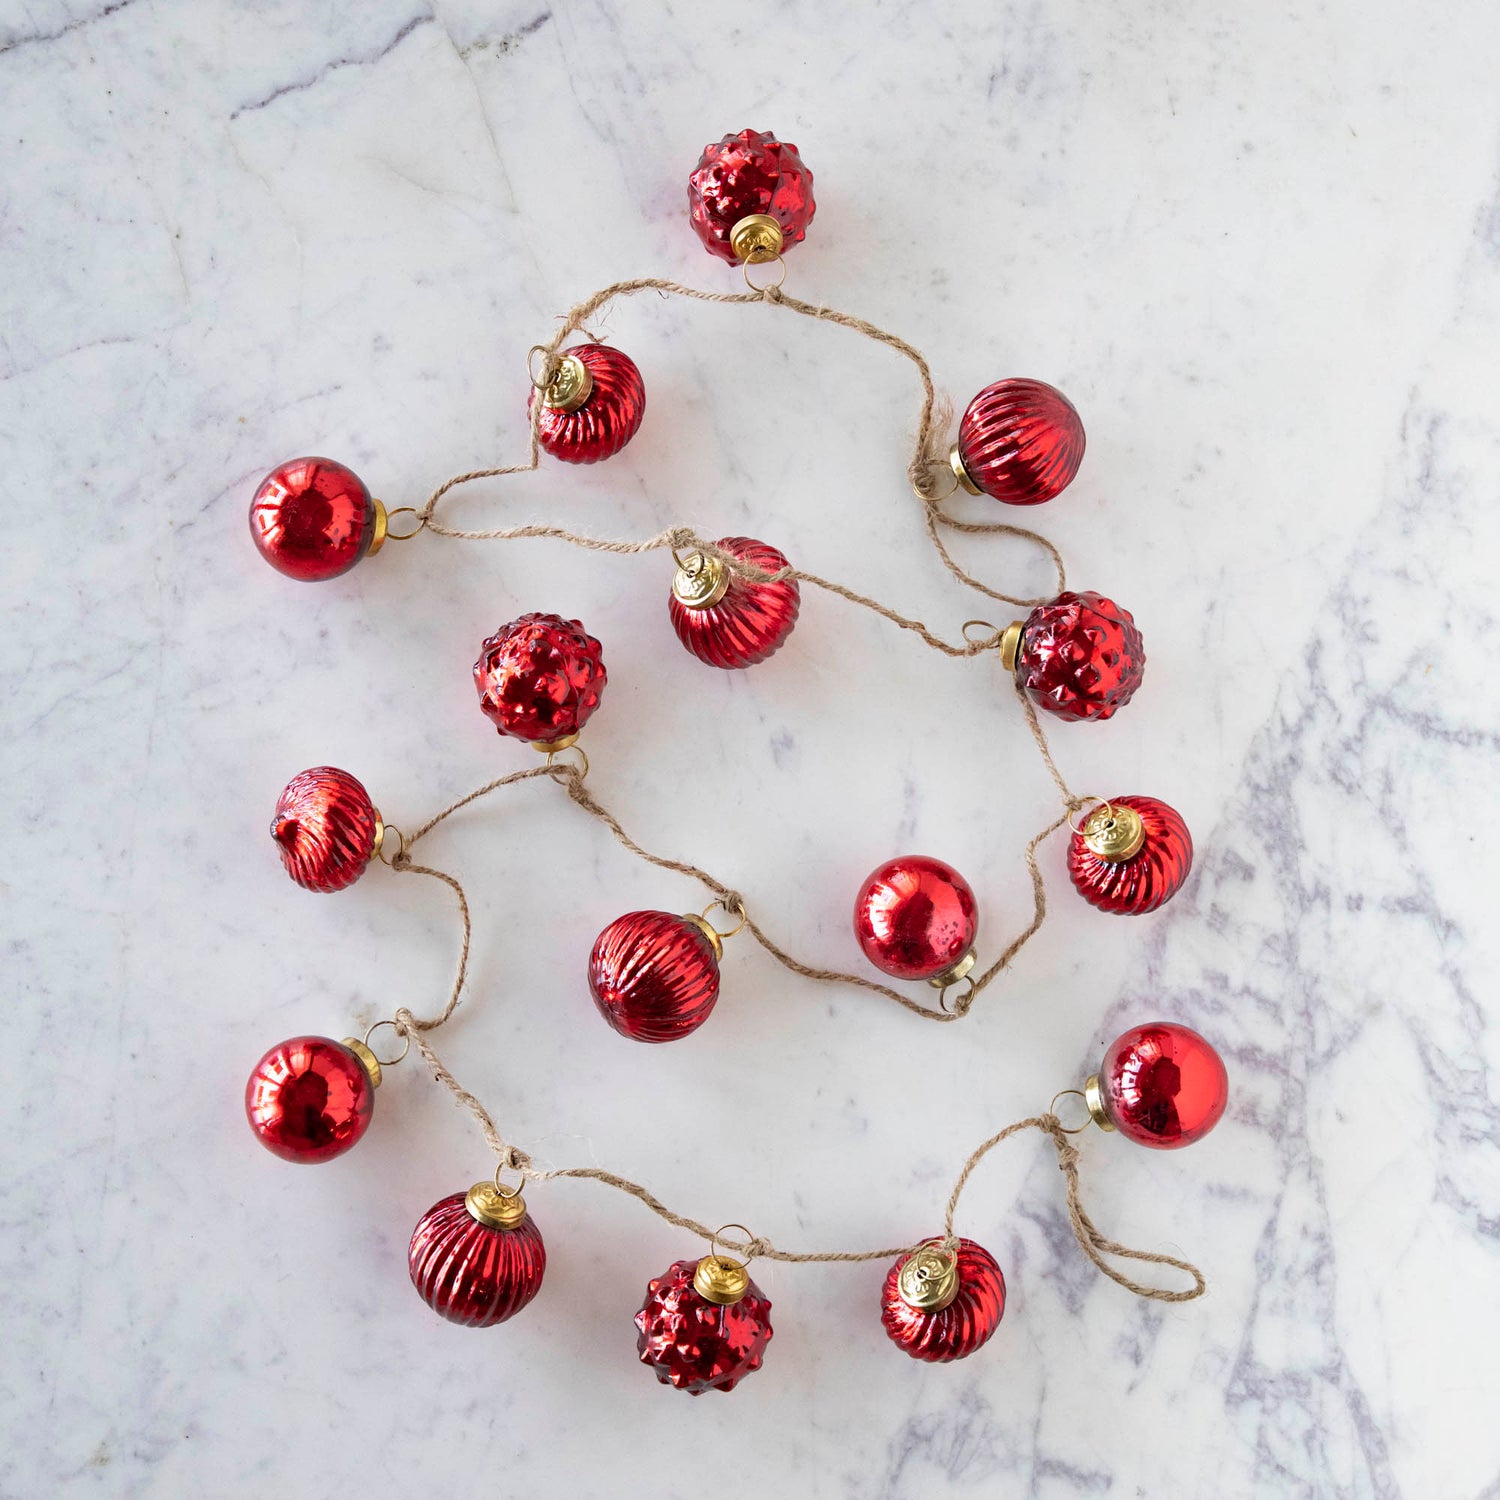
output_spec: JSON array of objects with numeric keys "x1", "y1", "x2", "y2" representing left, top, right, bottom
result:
[
  {"x1": 465, "y1": 1180, "x2": 529, "y2": 1230},
  {"x1": 999, "y1": 621, "x2": 1024, "y2": 673},
  {"x1": 340, "y1": 1037, "x2": 383, "y2": 1090},
  {"x1": 927, "y1": 948, "x2": 977, "y2": 991},
  {"x1": 680, "y1": 912, "x2": 725, "y2": 962},
  {"x1": 897, "y1": 1242, "x2": 961, "y2": 1312},
  {"x1": 729, "y1": 213, "x2": 784, "y2": 264},
  {"x1": 948, "y1": 443, "x2": 982, "y2": 496},
  {"x1": 541, "y1": 352, "x2": 594, "y2": 413},
  {"x1": 1081, "y1": 803, "x2": 1146, "y2": 862},
  {"x1": 693, "y1": 1253, "x2": 750, "y2": 1305},
  {"x1": 1083, "y1": 1074, "x2": 1116, "y2": 1132},
  {"x1": 367, "y1": 499, "x2": 389, "y2": 557},
  {"x1": 529, "y1": 731, "x2": 581, "y2": 754},
  {"x1": 671, "y1": 551, "x2": 730, "y2": 609}
]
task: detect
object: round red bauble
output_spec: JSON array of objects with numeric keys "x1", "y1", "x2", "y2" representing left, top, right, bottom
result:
[
  {"x1": 473, "y1": 613, "x2": 607, "y2": 747},
  {"x1": 1095, "y1": 1022, "x2": 1228, "y2": 1148},
  {"x1": 952, "y1": 380, "x2": 1085, "y2": 506},
  {"x1": 271, "y1": 766, "x2": 380, "y2": 893},
  {"x1": 854, "y1": 855, "x2": 978, "y2": 983},
  {"x1": 245, "y1": 1035, "x2": 377, "y2": 1163},
  {"x1": 1015, "y1": 590, "x2": 1145, "y2": 723},
  {"x1": 688, "y1": 129, "x2": 815, "y2": 264},
  {"x1": 588, "y1": 910, "x2": 721, "y2": 1043},
  {"x1": 1067, "y1": 796, "x2": 1193, "y2": 915},
  {"x1": 530, "y1": 343, "x2": 645, "y2": 465},
  {"x1": 249, "y1": 457, "x2": 382, "y2": 581},
  {"x1": 635, "y1": 1258, "x2": 774, "y2": 1394},
  {"x1": 668, "y1": 536, "x2": 800, "y2": 669},
  {"x1": 408, "y1": 1184, "x2": 547, "y2": 1327},
  {"x1": 879, "y1": 1239, "x2": 1007, "y2": 1363}
]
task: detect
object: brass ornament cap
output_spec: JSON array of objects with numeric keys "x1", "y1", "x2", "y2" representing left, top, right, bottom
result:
[
  {"x1": 529, "y1": 731, "x2": 581, "y2": 754},
  {"x1": 671, "y1": 551, "x2": 731, "y2": 610},
  {"x1": 948, "y1": 442, "x2": 982, "y2": 495},
  {"x1": 1081, "y1": 803, "x2": 1146, "y2": 863},
  {"x1": 897, "y1": 1243, "x2": 961, "y2": 1312},
  {"x1": 729, "y1": 213, "x2": 784, "y2": 264},
  {"x1": 541, "y1": 352, "x2": 594, "y2": 413},
  {"x1": 679, "y1": 911, "x2": 725, "y2": 963},
  {"x1": 366, "y1": 499, "x2": 389, "y2": 556},
  {"x1": 340, "y1": 1037, "x2": 383, "y2": 1090},
  {"x1": 693, "y1": 1253, "x2": 750, "y2": 1306},
  {"x1": 1083, "y1": 1074, "x2": 1116, "y2": 1132},
  {"x1": 999, "y1": 621, "x2": 1024, "y2": 673},
  {"x1": 465, "y1": 1181, "x2": 530, "y2": 1230},
  {"x1": 927, "y1": 948, "x2": 977, "y2": 991}
]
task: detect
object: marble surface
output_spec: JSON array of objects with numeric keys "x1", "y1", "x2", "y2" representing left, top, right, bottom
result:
[{"x1": 4, "y1": 1, "x2": 1498, "y2": 1495}]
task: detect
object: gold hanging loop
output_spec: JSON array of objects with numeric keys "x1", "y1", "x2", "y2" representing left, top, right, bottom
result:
[
  {"x1": 742, "y1": 254, "x2": 787, "y2": 294},
  {"x1": 1048, "y1": 1088, "x2": 1094, "y2": 1134},
  {"x1": 363, "y1": 1018, "x2": 411, "y2": 1067}
]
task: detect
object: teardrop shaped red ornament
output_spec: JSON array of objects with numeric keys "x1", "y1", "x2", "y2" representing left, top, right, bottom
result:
[
  {"x1": 473, "y1": 613, "x2": 607, "y2": 747},
  {"x1": 588, "y1": 910, "x2": 721, "y2": 1043},
  {"x1": 408, "y1": 1185, "x2": 547, "y2": 1327},
  {"x1": 530, "y1": 343, "x2": 645, "y2": 465},
  {"x1": 1094, "y1": 1022, "x2": 1228, "y2": 1149},
  {"x1": 271, "y1": 766, "x2": 380, "y2": 893},
  {"x1": 668, "y1": 536, "x2": 800, "y2": 669},
  {"x1": 1067, "y1": 795, "x2": 1193, "y2": 915},
  {"x1": 880, "y1": 1238, "x2": 1006, "y2": 1363},
  {"x1": 952, "y1": 379, "x2": 1085, "y2": 506},
  {"x1": 245, "y1": 1035, "x2": 378, "y2": 1163},
  {"x1": 635, "y1": 1257, "x2": 774, "y2": 1394},
  {"x1": 1014, "y1": 590, "x2": 1145, "y2": 723}
]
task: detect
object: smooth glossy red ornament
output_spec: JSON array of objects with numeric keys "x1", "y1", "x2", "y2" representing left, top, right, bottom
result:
[
  {"x1": 635, "y1": 1257, "x2": 774, "y2": 1394},
  {"x1": 271, "y1": 766, "x2": 381, "y2": 893},
  {"x1": 408, "y1": 1183, "x2": 547, "y2": 1327},
  {"x1": 1011, "y1": 590, "x2": 1145, "y2": 723},
  {"x1": 245, "y1": 1035, "x2": 377, "y2": 1163},
  {"x1": 530, "y1": 343, "x2": 645, "y2": 465},
  {"x1": 951, "y1": 380, "x2": 1085, "y2": 506},
  {"x1": 588, "y1": 910, "x2": 721, "y2": 1043},
  {"x1": 1067, "y1": 796, "x2": 1193, "y2": 915},
  {"x1": 688, "y1": 129, "x2": 815, "y2": 264},
  {"x1": 668, "y1": 537, "x2": 800, "y2": 669},
  {"x1": 879, "y1": 1238, "x2": 1006, "y2": 1363},
  {"x1": 249, "y1": 457, "x2": 383, "y2": 581},
  {"x1": 1091, "y1": 1022, "x2": 1228, "y2": 1149},
  {"x1": 854, "y1": 855, "x2": 978, "y2": 983},
  {"x1": 474, "y1": 613, "x2": 607, "y2": 747}
]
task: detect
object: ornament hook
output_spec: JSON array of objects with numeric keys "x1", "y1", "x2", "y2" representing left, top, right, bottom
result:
[
  {"x1": 1067, "y1": 797, "x2": 1113, "y2": 836},
  {"x1": 912, "y1": 458, "x2": 959, "y2": 505},
  {"x1": 960, "y1": 619, "x2": 1003, "y2": 651},
  {"x1": 526, "y1": 343, "x2": 559, "y2": 390},
  {"x1": 699, "y1": 897, "x2": 749, "y2": 941},
  {"x1": 364, "y1": 1018, "x2": 411, "y2": 1067},
  {"x1": 937, "y1": 974, "x2": 976, "y2": 1015},
  {"x1": 742, "y1": 254, "x2": 787, "y2": 295},
  {"x1": 545, "y1": 744, "x2": 590, "y2": 780},
  {"x1": 375, "y1": 824, "x2": 409, "y2": 867},
  {"x1": 710, "y1": 1222, "x2": 759, "y2": 1262},
  {"x1": 1048, "y1": 1088, "x2": 1094, "y2": 1134},
  {"x1": 383, "y1": 506, "x2": 426, "y2": 541}
]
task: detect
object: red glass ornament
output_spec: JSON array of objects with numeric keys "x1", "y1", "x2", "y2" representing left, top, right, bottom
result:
[
  {"x1": 408, "y1": 1188, "x2": 547, "y2": 1327},
  {"x1": 635, "y1": 1259, "x2": 774, "y2": 1394},
  {"x1": 953, "y1": 380, "x2": 1085, "y2": 506},
  {"x1": 668, "y1": 536, "x2": 800, "y2": 669},
  {"x1": 1067, "y1": 796, "x2": 1193, "y2": 915},
  {"x1": 271, "y1": 766, "x2": 380, "y2": 893},
  {"x1": 474, "y1": 613, "x2": 607, "y2": 747},
  {"x1": 854, "y1": 855, "x2": 978, "y2": 982},
  {"x1": 531, "y1": 343, "x2": 645, "y2": 465},
  {"x1": 1096, "y1": 1022, "x2": 1228, "y2": 1149},
  {"x1": 1015, "y1": 590, "x2": 1145, "y2": 723},
  {"x1": 245, "y1": 1035, "x2": 375, "y2": 1163},
  {"x1": 688, "y1": 129, "x2": 815, "y2": 263},
  {"x1": 879, "y1": 1239, "x2": 1007, "y2": 1363},
  {"x1": 249, "y1": 457, "x2": 380, "y2": 581},
  {"x1": 588, "y1": 910, "x2": 721, "y2": 1043}
]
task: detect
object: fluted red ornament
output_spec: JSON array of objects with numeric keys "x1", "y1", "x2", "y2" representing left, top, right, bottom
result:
[
  {"x1": 1087, "y1": 1022, "x2": 1228, "y2": 1149},
  {"x1": 879, "y1": 1239, "x2": 1006, "y2": 1363},
  {"x1": 408, "y1": 1182, "x2": 547, "y2": 1327},
  {"x1": 1004, "y1": 590, "x2": 1145, "y2": 724},
  {"x1": 530, "y1": 343, "x2": 645, "y2": 465},
  {"x1": 245, "y1": 1035, "x2": 380, "y2": 1163},
  {"x1": 473, "y1": 613, "x2": 607, "y2": 748},
  {"x1": 688, "y1": 129, "x2": 815, "y2": 264},
  {"x1": 1067, "y1": 796, "x2": 1193, "y2": 915},
  {"x1": 854, "y1": 855, "x2": 978, "y2": 985},
  {"x1": 950, "y1": 380, "x2": 1085, "y2": 506},
  {"x1": 668, "y1": 537, "x2": 800, "y2": 669},
  {"x1": 588, "y1": 910, "x2": 721, "y2": 1043},
  {"x1": 635, "y1": 1255, "x2": 773, "y2": 1394},
  {"x1": 271, "y1": 766, "x2": 381, "y2": 893},
  {"x1": 248, "y1": 457, "x2": 385, "y2": 581}
]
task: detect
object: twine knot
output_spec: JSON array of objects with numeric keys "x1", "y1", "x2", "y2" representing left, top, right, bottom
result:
[
  {"x1": 760, "y1": 284, "x2": 784, "y2": 305},
  {"x1": 717, "y1": 890, "x2": 746, "y2": 918},
  {"x1": 500, "y1": 1145, "x2": 532, "y2": 1173}
]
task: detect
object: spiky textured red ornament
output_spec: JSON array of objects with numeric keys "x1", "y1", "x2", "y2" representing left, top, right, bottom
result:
[
  {"x1": 1013, "y1": 590, "x2": 1145, "y2": 723},
  {"x1": 687, "y1": 129, "x2": 815, "y2": 264},
  {"x1": 668, "y1": 536, "x2": 800, "y2": 669},
  {"x1": 879, "y1": 1238, "x2": 1007, "y2": 1363},
  {"x1": 245, "y1": 1035, "x2": 378, "y2": 1163},
  {"x1": 473, "y1": 613, "x2": 607, "y2": 747},
  {"x1": 1067, "y1": 796, "x2": 1193, "y2": 915},
  {"x1": 531, "y1": 343, "x2": 645, "y2": 465},
  {"x1": 1091, "y1": 1022, "x2": 1228, "y2": 1149},
  {"x1": 588, "y1": 910, "x2": 721, "y2": 1043},
  {"x1": 951, "y1": 379, "x2": 1085, "y2": 505},
  {"x1": 635, "y1": 1258, "x2": 773, "y2": 1394},
  {"x1": 271, "y1": 766, "x2": 380, "y2": 893},
  {"x1": 408, "y1": 1184, "x2": 547, "y2": 1327}
]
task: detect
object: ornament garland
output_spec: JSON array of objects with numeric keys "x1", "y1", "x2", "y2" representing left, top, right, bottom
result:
[{"x1": 243, "y1": 128, "x2": 1227, "y2": 1390}]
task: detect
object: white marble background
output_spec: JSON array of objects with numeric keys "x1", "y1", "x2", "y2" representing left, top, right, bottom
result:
[{"x1": 3, "y1": 1, "x2": 1498, "y2": 1495}]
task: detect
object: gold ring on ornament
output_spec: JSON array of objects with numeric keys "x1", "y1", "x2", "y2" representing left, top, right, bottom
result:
[
  {"x1": 961, "y1": 619, "x2": 1002, "y2": 651},
  {"x1": 937, "y1": 975, "x2": 976, "y2": 1014},
  {"x1": 364, "y1": 1019, "x2": 411, "y2": 1067},
  {"x1": 1049, "y1": 1088, "x2": 1094, "y2": 1134},
  {"x1": 491, "y1": 1163, "x2": 525, "y2": 1197},
  {"x1": 710, "y1": 1222, "x2": 758, "y2": 1261},
  {"x1": 699, "y1": 898, "x2": 748, "y2": 941},
  {"x1": 545, "y1": 744, "x2": 590, "y2": 780},
  {"x1": 384, "y1": 507, "x2": 426, "y2": 541},
  {"x1": 912, "y1": 459, "x2": 958, "y2": 505},
  {"x1": 742, "y1": 254, "x2": 787, "y2": 294},
  {"x1": 375, "y1": 824, "x2": 409, "y2": 867},
  {"x1": 1066, "y1": 797, "x2": 1113, "y2": 837},
  {"x1": 527, "y1": 344, "x2": 560, "y2": 390}
]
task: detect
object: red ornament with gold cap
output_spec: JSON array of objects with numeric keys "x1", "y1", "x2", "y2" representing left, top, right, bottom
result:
[
  {"x1": 996, "y1": 590, "x2": 1145, "y2": 724},
  {"x1": 635, "y1": 1244, "x2": 773, "y2": 1394},
  {"x1": 853, "y1": 855, "x2": 978, "y2": 989},
  {"x1": 879, "y1": 1237, "x2": 1007, "y2": 1363},
  {"x1": 245, "y1": 1033, "x2": 384, "y2": 1163},
  {"x1": 473, "y1": 612, "x2": 607, "y2": 753},
  {"x1": 1067, "y1": 796, "x2": 1193, "y2": 915},
  {"x1": 270, "y1": 766, "x2": 383, "y2": 894},
  {"x1": 949, "y1": 379, "x2": 1085, "y2": 506},
  {"x1": 588, "y1": 907, "x2": 733, "y2": 1043},
  {"x1": 687, "y1": 129, "x2": 815, "y2": 266},
  {"x1": 1083, "y1": 1022, "x2": 1228, "y2": 1149},
  {"x1": 248, "y1": 456, "x2": 391, "y2": 581},
  {"x1": 408, "y1": 1178, "x2": 547, "y2": 1327},
  {"x1": 667, "y1": 536, "x2": 800, "y2": 669},
  {"x1": 530, "y1": 343, "x2": 646, "y2": 465}
]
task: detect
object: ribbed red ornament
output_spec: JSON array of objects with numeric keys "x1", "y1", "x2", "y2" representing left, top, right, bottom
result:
[
  {"x1": 588, "y1": 911, "x2": 720, "y2": 1043},
  {"x1": 1015, "y1": 591, "x2": 1145, "y2": 723},
  {"x1": 408, "y1": 1191, "x2": 547, "y2": 1327},
  {"x1": 473, "y1": 613, "x2": 607, "y2": 746},
  {"x1": 1068, "y1": 796, "x2": 1193, "y2": 915},
  {"x1": 953, "y1": 380, "x2": 1085, "y2": 506},
  {"x1": 688, "y1": 129, "x2": 815, "y2": 264},
  {"x1": 1097, "y1": 1022, "x2": 1228, "y2": 1149},
  {"x1": 635, "y1": 1259, "x2": 774, "y2": 1394},
  {"x1": 880, "y1": 1239, "x2": 1007, "y2": 1363},
  {"x1": 245, "y1": 1036, "x2": 376, "y2": 1163},
  {"x1": 854, "y1": 855, "x2": 978, "y2": 982},
  {"x1": 668, "y1": 536, "x2": 800, "y2": 669},
  {"x1": 249, "y1": 457, "x2": 380, "y2": 581},
  {"x1": 531, "y1": 343, "x2": 645, "y2": 465},
  {"x1": 271, "y1": 766, "x2": 380, "y2": 893}
]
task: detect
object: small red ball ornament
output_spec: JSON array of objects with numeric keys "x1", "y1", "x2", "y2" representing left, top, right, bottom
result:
[
  {"x1": 408, "y1": 1182, "x2": 547, "y2": 1327},
  {"x1": 588, "y1": 910, "x2": 722, "y2": 1043},
  {"x1": 271, "y1": 766, "x2": 381, "y2": 893},
  {"x1": 1003, "y1": 590, "x2": 1145, "y2": 724},
  {"x1": 879, "y1": 1239, "x2": 1006, "y2": 1363},
  {"x1": 1067, "y1": 796, "x2": 1193, "y2": 915},
  {"x1": 668, "y1": 537, "x2": 800, "y2": 669},
  {"x1": 688, "y1": 129, "x2": 815, "y2": 264},
  {"x1": 950, "y1": 380, "x2": 1085, "y2": 506},
  {"x1": 245, "y1": 1034, "x2": 380, "y2": 1163},
  {"x1": 635, "y1": 1254, "x2": 774, "y2": 1394},
  {"x1": 249, "y1": 457, "x2": 385, "y2": 581},
  {"x1": 473, "y1": 612, "x2": 607, "y2": 749},
  {"x1": 1087, "y1": 1022, "x2": 1228, "y2": 1149},
  {"x1": 530, "y1": 343, "x2": 645, "y2": 465},
  {"x1": 854, "y1": 855, "x2": 978, "y2": 985}
]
